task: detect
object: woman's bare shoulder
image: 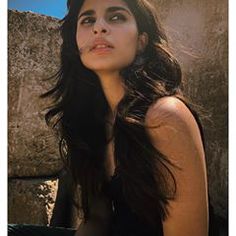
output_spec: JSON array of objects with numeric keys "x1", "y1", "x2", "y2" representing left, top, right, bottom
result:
[
  {"x1": 145, "y1": 96, "x2": 204, "y2": 162},
  {"x1": 145, "y1": 96, "x2": 194, "y2": 128}
]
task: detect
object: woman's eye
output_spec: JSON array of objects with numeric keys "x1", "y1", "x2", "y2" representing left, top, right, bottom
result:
[
  {"x1": 80, "y1": 17, "x2": 95, "y2": 25},
  {"x1": 109, "y1": 14, "x2": 126, "y2": 22}
]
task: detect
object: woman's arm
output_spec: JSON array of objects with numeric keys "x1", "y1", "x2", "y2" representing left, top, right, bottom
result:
[
  {"x1": 146, "y1": 96, "x2": 209, "y2": 236},
  {"x1": 75, "y1": 193, "x2": 113, "y2": 236}
]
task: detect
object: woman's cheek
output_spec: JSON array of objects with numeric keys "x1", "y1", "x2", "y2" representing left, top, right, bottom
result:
[{"x1": 76, "y1": 28, "x2": 89, "y2": 52}]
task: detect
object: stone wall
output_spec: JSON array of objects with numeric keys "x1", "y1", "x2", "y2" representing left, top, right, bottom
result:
[
  {"x1": 8, "y1": 0, "x2": 227, "y2": 226},
  {"x1": 8, "y1": 10, "x2": 62, "y2": 225}
]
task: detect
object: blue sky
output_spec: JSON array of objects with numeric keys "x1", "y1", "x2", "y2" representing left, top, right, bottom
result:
[{"x1": 8, "y1": 0, "x2": 68, "y2": 19}]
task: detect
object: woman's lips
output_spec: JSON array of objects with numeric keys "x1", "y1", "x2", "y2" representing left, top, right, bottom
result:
[
  {"x1": 91, "y1": 45, "x2": 113, "y2": 54},
  {"x1": 90, "y1": 39, "x2": 114, "y2": 54}
]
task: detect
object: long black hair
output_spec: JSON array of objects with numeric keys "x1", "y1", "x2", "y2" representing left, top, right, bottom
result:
[{"x1": 42, "y1": 0, "x2": 192, "y2": 228}]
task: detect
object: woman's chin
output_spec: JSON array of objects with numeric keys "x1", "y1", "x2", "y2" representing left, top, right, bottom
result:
[
  {"x1": 81, "y1": 56, "x2": 134, "y2": 75},
  {"x1": 84, "y1": 64, "x2": 123, "y2": 75}
]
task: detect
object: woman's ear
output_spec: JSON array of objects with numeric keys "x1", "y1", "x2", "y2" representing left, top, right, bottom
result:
[{"x1": 138, "y1": 32, "x2": 149, "y2": 52}]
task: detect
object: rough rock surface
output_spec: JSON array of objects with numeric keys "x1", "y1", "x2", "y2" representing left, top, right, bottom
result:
[
  {"x1": 8, "y1": 10, "x2": 63, "y2": 177},
  {"x1": 8, "y1": 178, "x2": 58, "y2": 225}
]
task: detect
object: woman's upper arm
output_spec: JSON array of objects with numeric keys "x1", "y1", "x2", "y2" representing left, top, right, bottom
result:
[{"x1": 145, "y1": 96, "x2": 209, "y2": 236}]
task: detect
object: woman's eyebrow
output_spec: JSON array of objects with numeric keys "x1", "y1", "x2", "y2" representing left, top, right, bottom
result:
[
  {"x1": 106, "y1": 6, "x2": 132, "y2": 15},
  {"x1": 78, "y1": 10, "x2": 95, "y2": 20},
  {"x1": 78, "y1": 6, "x2": 131, "y2": 19}
]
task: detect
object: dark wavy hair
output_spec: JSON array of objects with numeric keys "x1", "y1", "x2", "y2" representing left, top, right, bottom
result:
[{"x1": 42, "y1": 0, "x2": 201, "y2": 228}]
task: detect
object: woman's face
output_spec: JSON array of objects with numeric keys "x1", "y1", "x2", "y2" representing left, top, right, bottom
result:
[{"x1": 76, "y1": 0, "x2": 144, "y2": 75}]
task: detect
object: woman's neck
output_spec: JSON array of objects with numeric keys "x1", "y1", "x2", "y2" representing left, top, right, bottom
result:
[{"x1": 97, "y1": 71, "x2": 125, "y2": 114}]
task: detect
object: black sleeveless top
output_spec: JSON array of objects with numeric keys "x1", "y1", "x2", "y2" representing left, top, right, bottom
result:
[{"x1": 105, "y1": 168, "x2": 217, "y2": 236}]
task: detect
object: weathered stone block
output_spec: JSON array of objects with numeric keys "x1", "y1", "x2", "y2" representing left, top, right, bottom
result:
[
  {"x1": 8, "y1": 178, "x2": 58, "y2": 225},
  {"x1": 8, "y1": 10, "x2": 63, "y2": 177}
]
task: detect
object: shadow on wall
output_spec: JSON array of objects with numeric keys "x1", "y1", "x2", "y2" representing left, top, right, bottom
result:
[{"x1": 8, "y1": 0, "x2": 228, "y2": 231}]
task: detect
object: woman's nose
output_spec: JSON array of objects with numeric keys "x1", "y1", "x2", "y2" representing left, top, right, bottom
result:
[{"x1": 92, "y1": 19, "x2": 110, "y2": 35}]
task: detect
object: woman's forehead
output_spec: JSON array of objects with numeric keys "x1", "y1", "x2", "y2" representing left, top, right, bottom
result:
[{"x1": 79, "y1": 0, "x2": 129, "y2": 12}]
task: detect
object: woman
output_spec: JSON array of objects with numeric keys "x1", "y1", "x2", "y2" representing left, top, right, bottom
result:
[{"x1": 9, "y1": 0, "x2": 213, "y2": 235}]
